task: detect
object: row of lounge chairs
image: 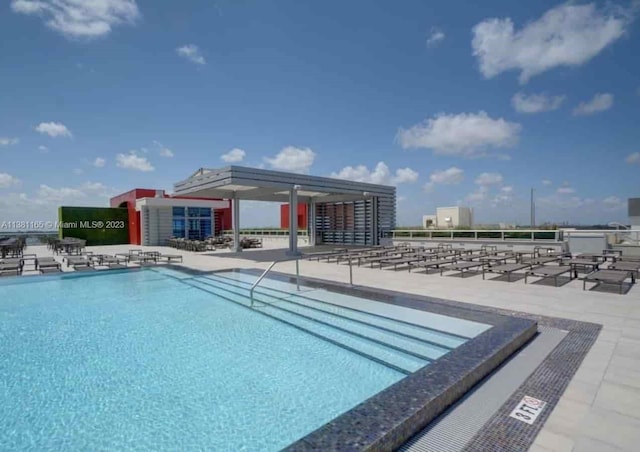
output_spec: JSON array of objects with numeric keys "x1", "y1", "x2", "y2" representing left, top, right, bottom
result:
[
  {"x1": 62, "y1": 250, "x2": 184, "y2": 270},
  {"x1": 1, "y1": 250, "x2": 185, "y2": 276},
  {"x1": 307, "y1": 245, "x2": 639, "y2": 294},
  {"x1": 0, "y1": 255, "x2": 62, "y2": 275},
  {"x1": 166, "y1": 236, "x2": 263, "y2": 251}
]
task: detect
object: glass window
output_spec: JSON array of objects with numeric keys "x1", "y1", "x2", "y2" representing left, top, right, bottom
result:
[
  {"x1": 201, "y1": 219, "x2": 212, "y2": 238},
  {"x1": 172, "y1": 219, "x2": 185, "y2": 238},
  {"x1": 173, "y1": 206, "x2": 185, "y2": 217}
]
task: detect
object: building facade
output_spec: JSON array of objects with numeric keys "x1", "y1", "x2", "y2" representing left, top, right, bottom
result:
[
  {"x1": 630, "y1": 198, "x2": 640, "y2": 230},
  {"x1": 110, "y1": 189, "x2": 231, "y2": 245},
  {"x1": 422, "y1": 206, "x2": 473, "y2": 229}
]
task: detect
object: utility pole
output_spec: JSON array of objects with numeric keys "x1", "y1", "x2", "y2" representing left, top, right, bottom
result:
[{"x1": 530, "y1": 188, "x2": 535, "y2": 228}]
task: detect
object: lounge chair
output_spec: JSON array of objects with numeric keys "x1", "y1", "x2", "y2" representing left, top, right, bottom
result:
[
  {"x1": 520, "y1": 256, "x2": 560, "y2": 265},
  {"x1": 66, "y1": 256, "x2": 90, "y2": 269},
  {"x1": 482, "y1": 263, "x2": 531, "y2": 282},
  {"x1": 0, "y1": 261, "x2": 21, "y2": 276},
  {"x1": 91, "y1": 255, "x2": 128, "y2": 267},
  {"x1": 524, "y1": 265, "x2": 572, "y2": 286},
  {"x1": 1, "y1": 258, "x2": 24, "y2": 274},
  {"x1": 409, "y1": 258, "x2": 456, "y2": 273},
  {"x1": 607, "y1": 261, "x2": 640, "y2": 277},
  {"x1": 378, "y1": 255, "x2": 423, "y2": 270},
  {"x1": 36, "y1": 257, "x2": 62, "y2": 272},
  {"x1": 583, "y1": 269, "x2": 635, "y2": 294},
  {"x1": 158, "y1": 254, "x2": 183, "y2": 263},
  {"x1": 440, "y1": 261, "x2": 485, "y2": 277}
]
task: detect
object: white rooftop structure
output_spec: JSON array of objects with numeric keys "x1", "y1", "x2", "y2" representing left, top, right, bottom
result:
[{"x1": 173, "y1": 166, "x2": 396, "y2": 254}]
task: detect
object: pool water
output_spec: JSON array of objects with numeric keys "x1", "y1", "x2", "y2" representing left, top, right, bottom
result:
[{"x1": 0, "y1": 268, "x2": 489, "y2": 451}]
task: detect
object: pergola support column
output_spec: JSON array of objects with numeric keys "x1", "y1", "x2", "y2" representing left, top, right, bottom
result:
[
  {"x1": 308, "y1": 198, "x2": 316, "y2": 247},
  {"x1": 232, "y1": 195, "x2": 241, "y2": 252},
  {"x1": 287, "y1": 186, "x2": 301, "y2": 256}
]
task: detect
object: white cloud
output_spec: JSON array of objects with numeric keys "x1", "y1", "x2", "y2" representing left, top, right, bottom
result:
[
  {"x1": 472, "y1": 3, "x2": 633, "y2": 83},
  {"x1": 475, "y1": 172, "x2": 504, "y2": 186},
  {"x1": 152, "y1": 140, "x2": 174, "y2": 158},
  {"x1": 264, "y1": 146, "x2": 316, "y2": 174},
  {"x1": 93, "y1": 157, "x2": 106, "y2": 167},
  {"x1": 38, "y1": 145, "x2": 48, "y2": 152},
  {"x1": 557, "y1": 185, "x2": 576, "y2": 194},
  {"x1": 542, "y1": 179, "x2": 552, "y2": 186},
  {"x1": 501, "y1": 185, "x2": 513, "y2": 193},
  {"x1": 11, "y1": 0, "x2": 140, "y2": 39},
  {"x1": 116, "y1": 151, "x2": 154, "y2": 172},
  {"x1": 35, "y1": 121, "x2": 72, "y2": 137},
  {"x1": 426, "y1": 28, "x2": 445, "y2": 47},
  {"x1": 397, "y1": 111, "x2": 521, "y2": 157},
  {"x1": 392, "y1": 167, "x2": 419, "y2": 184},
  {"x1": 466, "y1": 186, "x2": 489, "y2": 202},
  {"x1": 423, "y1": 167, "x2": 464, "y2": 191},
  {"x1": 37, "y1": 184, "x2": 84, "y2": 202},
  {"x1": 602, "y1": 196, "x2": 625, "y2": 210},
  {"x1": 572, "y1": 93, "x2": 614, "y2": 116},
  {"x1": 330, "y1": 162, "x2": 418, "y2": 186},
  {"x1": 0, "y1": 137, "x2": 19, "y2": 146},
  {"x1": 0, "y1": 173, "x2": 21, "y2": 188},
  {"x1": 177, "y1": 44, "x2": 206, "y2": 65},
  {"x1": 0, "y1": 181, "x2": 118, "y2": 222},
  {"x1": 221, "y1": 148, "x2": 246, "y2": 163},
  {"x1": 626, "y1": 152, "x2": 640, "y2": 164},
  {"x1": 511, "y1": 92, "x2": 566, "y2": 113},
  {"x1": 73, "y1": 168, "x2": 83, "y2": 175}
]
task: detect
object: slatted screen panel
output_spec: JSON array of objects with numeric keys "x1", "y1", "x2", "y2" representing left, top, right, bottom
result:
[{"x1": 315, "y1": 195, "x2": 395, "y2": 246}]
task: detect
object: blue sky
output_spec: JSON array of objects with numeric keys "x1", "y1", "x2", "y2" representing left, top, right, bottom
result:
[{"x1": 1, "y1": 0, "x2": 639, "y2": 227}]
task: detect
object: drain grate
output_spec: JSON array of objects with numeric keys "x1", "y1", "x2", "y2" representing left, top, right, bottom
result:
[{"x1": 399, "y1": 327, "x2": 567, "y2": 452}]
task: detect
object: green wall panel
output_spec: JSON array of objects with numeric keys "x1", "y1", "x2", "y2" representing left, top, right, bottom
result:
[{"x1": 58, "y1": 207, "x2": 129, "y2": 245}]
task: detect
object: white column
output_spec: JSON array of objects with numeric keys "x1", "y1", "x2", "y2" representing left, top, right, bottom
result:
[
  {"x1": 232, "y1": 194, "x2": 241, "y2": 252},
  {"x1": 309, "y1": 198, "x2": 316, "y2": 247},
  {"x1": 287, "y1": 187, "x2": 300, "y2": 256}
]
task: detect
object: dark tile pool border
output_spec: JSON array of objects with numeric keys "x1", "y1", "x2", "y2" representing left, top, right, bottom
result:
[{"x1": 227, "y1": 268, "x2": 538, "y2": 451}]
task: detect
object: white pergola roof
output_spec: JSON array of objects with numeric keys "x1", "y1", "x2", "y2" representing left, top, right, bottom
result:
[{"x1": 173, "y1": 166, "x2": 395, "y2": 202}]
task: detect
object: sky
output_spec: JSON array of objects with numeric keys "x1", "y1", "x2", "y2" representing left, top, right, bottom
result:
[{"x1": 1, "y1": 0, "x2": 639, "y2": 228}]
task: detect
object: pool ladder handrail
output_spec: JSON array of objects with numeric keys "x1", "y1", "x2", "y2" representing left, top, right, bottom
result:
[{"x1": 250, "y1": 258, "x2": 300, "y2": 307}]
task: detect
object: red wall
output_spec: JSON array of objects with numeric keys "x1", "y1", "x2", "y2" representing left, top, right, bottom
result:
[
  {"x1": 280, "y1": 203, "x2": 308, "y2": 229},
  {"x1": 109, "y1": 189, "x2": 157, "y2": 245}
]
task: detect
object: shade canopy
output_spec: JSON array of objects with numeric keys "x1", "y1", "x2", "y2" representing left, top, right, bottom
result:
[{"x1": 173, "y1": 166, "x2": 395, "y2": 202}]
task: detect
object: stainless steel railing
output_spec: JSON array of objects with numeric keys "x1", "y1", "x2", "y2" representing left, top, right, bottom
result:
[{"x1": 250, "y1": 258, "x2": 300, "y2": 307}]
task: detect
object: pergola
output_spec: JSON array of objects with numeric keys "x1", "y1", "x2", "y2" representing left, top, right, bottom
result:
[{"x1": 173, "y1": 166, "x2": 396, "y2": 255}]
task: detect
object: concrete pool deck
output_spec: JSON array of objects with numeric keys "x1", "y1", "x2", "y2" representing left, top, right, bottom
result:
[{"x1": 15, "y1": 242, "x2": 640, "y2": 451}]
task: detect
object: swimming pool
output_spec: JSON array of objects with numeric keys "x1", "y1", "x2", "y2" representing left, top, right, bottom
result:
[{"x1": 0, "y1": 267, "x2": 501, "y2": 450}]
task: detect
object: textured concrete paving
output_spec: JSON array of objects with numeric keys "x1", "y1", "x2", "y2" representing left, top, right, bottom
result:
[{"x1": 16, "y1": 242, "x2": 640, "y2": 451}]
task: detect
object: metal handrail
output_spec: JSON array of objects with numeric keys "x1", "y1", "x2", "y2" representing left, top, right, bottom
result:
[{"x1": 250, "y1": 258, "x2": 300, "y2": 307}]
